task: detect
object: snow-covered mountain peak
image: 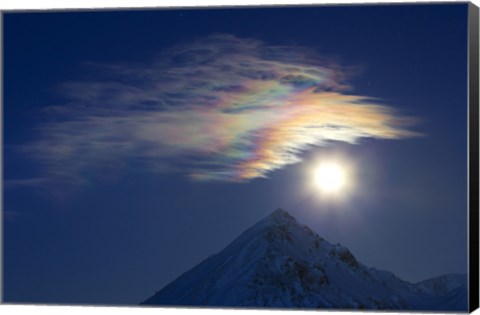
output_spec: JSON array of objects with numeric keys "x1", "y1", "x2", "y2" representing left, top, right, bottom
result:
[
  {"x1": 415, "y1": 273, "x2": 467, "y2": 296},
  {"x1": 141, "y1": 209, "x2": 467, "y2": 311},
  {"x1": 251, "y1": 209, "x2": 330, "y2": 258},
  {"x1": 268, "y1": 208, "x2": 296, "y2": 222},
  {"x1": 253, "y1": 208, "x2": 299, "y2": 234}
]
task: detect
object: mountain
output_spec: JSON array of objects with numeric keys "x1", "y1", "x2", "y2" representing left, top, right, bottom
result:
[
  {"x1": 415, "y1": 273, "x2": 467, "y2": 296},
  {"x1": 411, "y1": 274, "x2": 468, "y2": 311},
  {"x1": 141, "y1": 209, "x2": 467, "y2": 311}
]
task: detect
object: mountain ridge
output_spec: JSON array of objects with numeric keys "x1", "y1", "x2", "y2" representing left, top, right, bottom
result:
[{"x1": 141, "y1": 208, "x2": 467, "y2": 311}]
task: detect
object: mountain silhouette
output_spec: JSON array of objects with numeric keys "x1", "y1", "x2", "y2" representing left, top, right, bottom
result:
[{"x1": 141, "y1": 209, "x2": 467, "y2": 311}]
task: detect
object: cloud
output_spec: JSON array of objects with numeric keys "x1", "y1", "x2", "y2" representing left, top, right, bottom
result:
[{"x1": 26, "y1": 34, "x2": 420, "y2": 183}]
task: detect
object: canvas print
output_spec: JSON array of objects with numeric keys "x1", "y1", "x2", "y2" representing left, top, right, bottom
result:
[{"x1": 3, "y1": 2, "x2": 478, "y2": 312}]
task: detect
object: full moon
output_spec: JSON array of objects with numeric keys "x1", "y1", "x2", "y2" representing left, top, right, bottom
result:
[{"x1": 314, "y1": 162, "x2": 346, "y2": 193}]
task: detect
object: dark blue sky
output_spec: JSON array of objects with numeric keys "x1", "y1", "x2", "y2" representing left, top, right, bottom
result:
[{"x1": 3, "y1": 3, "x2": 469, "y2": 305}]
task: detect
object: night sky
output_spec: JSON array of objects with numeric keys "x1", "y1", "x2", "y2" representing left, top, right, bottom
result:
[{"x1": 3, "y1": 3, "x2": 469, "y2": 305}]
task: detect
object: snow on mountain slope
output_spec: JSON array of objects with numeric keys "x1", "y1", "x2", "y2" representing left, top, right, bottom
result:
[
  {"x1": 415, "y1": 273, "x2": 467, "y2": 296},
  {"x1": 410, "y1": 274, "x2": 468, "y2": 311},
  {"x1": 141, "y1": 209, "x2": 467, "y2": 311}
]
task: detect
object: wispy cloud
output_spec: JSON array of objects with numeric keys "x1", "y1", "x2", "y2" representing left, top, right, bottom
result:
[{"x1": 26, "y1": 34, "x2": 420, "y2": 183}]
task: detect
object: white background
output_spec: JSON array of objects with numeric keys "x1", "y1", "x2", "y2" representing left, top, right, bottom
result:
[{"x1": 1, "y1": 0, "x2": 479, "y2": 315}]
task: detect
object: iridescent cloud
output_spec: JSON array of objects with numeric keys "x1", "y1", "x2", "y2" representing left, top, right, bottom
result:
[{"x1": 29, "y1": 34, "x2": 419, "y2": 183}]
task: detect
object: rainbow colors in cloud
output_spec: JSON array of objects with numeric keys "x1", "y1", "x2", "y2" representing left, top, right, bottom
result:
[{"x1": 31, "y1": 34, "x2": 419, "y2": 183}]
